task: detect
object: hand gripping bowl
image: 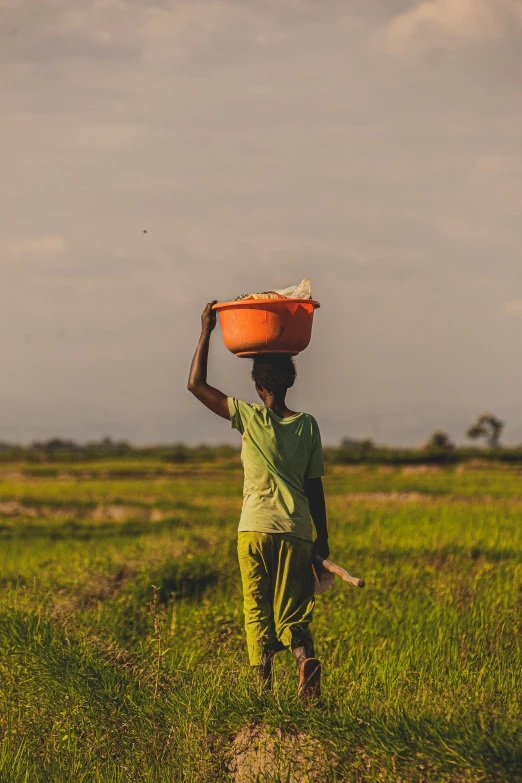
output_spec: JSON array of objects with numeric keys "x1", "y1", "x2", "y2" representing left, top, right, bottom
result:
[{"x1": 212, "y1": 298, "x2": 320, "y2": 357}]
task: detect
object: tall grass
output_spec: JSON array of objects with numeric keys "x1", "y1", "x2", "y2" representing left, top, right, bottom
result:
[{"x1": 1, "y1": 461, "x2": 521, "y2": 781}]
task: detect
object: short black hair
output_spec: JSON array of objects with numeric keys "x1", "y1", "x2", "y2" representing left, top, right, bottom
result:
[{"x1": 251, "y1": 354, "x2": 296, "y2": 394}]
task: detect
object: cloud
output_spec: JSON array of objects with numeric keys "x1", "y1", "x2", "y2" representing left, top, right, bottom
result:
[
  {"x1": 437, "y1": 215, "x2": 510, "y2": 243},
  {"x1": 377, "y1": 0, "x2": 522, "y2": 55},
  {"x1": 3, "y1": 235, "x2": 69, "y2": 263},
  {"x1": 472, "y1": 154, "x2": 522, "y2": 209},
  {"x1": 1, "y1": 0, "x2": 339, "y2": 71},
  {"x1": 504, "y1": 301, "x2": 522, "y2": 315},
  {"x1": 141, "y1": 2, "x2": 231, "y2": 64},
  {"x1": 139, "y1": 0, "x2": 342, "y2": 64}
]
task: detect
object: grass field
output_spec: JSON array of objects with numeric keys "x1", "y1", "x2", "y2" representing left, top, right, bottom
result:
[{"x1": 1, "y1": 459, "x2": 522, "y2": 782}]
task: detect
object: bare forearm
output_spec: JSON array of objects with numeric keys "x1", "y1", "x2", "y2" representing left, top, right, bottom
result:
[
  {"x1": 308, "y1": 490, "x2": 328, "y2": 542},
  {"x1": 187, "y1": 303, "x2": 230, "y2": 420},
  {"x1": 188, "y1": 328, "x2": 211, "y2": 391},
  {"x1": 305, "y1": 477, "x2": 329, "y2": 557}
]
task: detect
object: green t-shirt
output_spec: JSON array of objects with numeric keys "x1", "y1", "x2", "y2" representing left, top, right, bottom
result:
[{"x1": 227, "y1": 397, "x2": 325, "y2": 542}]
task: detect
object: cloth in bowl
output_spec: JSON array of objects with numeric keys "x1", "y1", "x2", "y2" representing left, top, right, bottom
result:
[{"x1": 234, "y1": 278, "x2": 312, "y2": 301}]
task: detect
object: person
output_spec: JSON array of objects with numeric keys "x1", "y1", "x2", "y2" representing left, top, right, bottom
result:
[{"x1": 187, "y1": 301, "x2": 330, "y2": 698}]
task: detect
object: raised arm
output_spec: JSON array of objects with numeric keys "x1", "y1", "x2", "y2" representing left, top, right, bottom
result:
[
  {"x1": 187, "y1": 302, "x2": 230, "y2": 420},
  {"x1": 304, "y1": 476, "x2": 330, "y2": 558}
]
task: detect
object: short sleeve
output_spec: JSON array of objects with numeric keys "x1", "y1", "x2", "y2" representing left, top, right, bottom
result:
[
  {"x1": 227, "y1": 398, "x2": 256, "y2": 435},
  {"x1": 306, "y1": 421, "x2": 325, "y2": 479}
]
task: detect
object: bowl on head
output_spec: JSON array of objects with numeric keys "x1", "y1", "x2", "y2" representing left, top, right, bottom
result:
[{"x1": 212, "y1": 298, "x2": 320, "y2": 357}]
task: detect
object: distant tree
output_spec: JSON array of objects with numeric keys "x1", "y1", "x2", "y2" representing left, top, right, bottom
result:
[
  {"x1": 424, "y1": 431, "x2": 455, "y2": 451},
  {"x1": 32, "y1": 438, "x2": 78, "y2": 450},
  {"x1": 340, "y1": 437, "x2": 375, "y2": 460},
  {"x1": 361, "y1": 438, "x2": 374, "y2": 452},
  {"x1": 466, "y1": 413, "x2": 504, "y2": 448},
  {"x1": 340, "y1": 437, "x2": 374, "y2": 450}
]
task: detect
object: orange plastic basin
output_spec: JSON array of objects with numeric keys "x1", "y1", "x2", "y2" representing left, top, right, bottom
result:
[{"x1": 212, "y1": 298, "x2": 320, "y2": 357}]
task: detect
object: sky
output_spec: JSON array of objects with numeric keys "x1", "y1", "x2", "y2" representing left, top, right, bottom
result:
[{"x1": 2, "y1": 0, "x2": 522, "y2": 446}]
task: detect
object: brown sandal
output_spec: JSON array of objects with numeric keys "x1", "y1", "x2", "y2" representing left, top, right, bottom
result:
[{"x1": 298, "y1": 657, "x2": 321, "y2": 698}]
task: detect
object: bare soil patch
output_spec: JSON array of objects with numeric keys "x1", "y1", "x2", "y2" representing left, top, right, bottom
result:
[
  {"x1": 0, "y1": 501, "x2": 167, "y2": 522},
  {"x1": 0, "y1": 501, "x2": 39, "y2": 517},
  {"x1": 228, "y1": 724, "x2": 330, "y2": 783},
  {"x1": 347, "y1": 491, "x2": 428, "y2": 503},
  {"x1": 402, "y1": 465, "x2": 441, "y2": 474},
  {"x1": 343, "y1": 492, "x2": 522, "y2": 505}
]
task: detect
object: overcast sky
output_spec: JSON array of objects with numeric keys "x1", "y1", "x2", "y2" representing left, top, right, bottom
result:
[{"x1": 2, "y1": 0, "x2": 521, "y2": 446}]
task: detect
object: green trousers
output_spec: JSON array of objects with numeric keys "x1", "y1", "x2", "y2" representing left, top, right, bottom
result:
[{"x1": 237, "y1": 531, "x2": 315, "y2": 666}]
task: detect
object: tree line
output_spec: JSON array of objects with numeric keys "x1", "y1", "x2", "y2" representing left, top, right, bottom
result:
[{"x1": 0, "y1": 412, "x2": 515, "y2": 465}]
